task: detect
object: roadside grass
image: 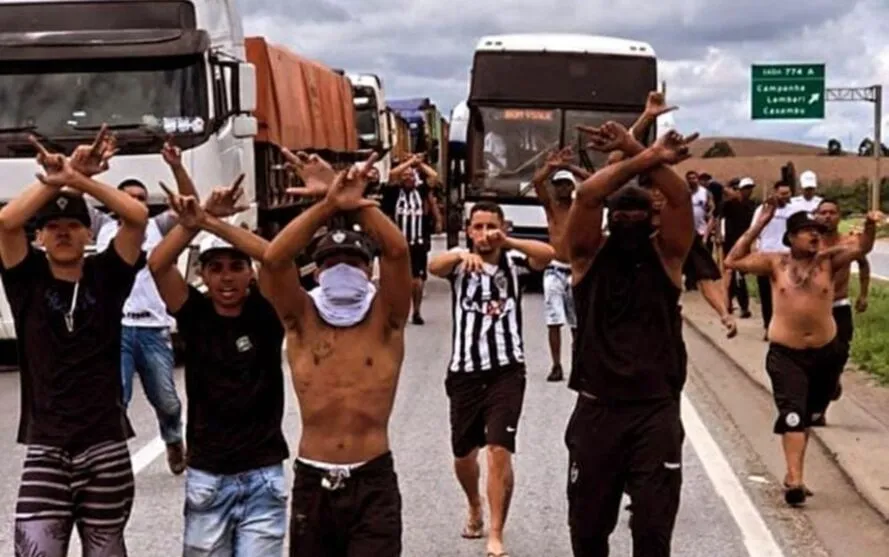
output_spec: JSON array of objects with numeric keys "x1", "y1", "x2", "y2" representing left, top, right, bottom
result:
[
  {"x1": 742, "y1": 274, "x2": 889, "y2": 383},
  {"x1": 839, "y1": 216, "x2": 889, "y2": 238}
]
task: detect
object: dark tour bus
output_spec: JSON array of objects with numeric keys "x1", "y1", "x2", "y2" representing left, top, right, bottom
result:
[{"x1": 446, "y1": 33, "x2": 659, "y2": 251}]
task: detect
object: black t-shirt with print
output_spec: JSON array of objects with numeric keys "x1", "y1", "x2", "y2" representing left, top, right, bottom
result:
[
  {"x1": 1, "y1": 244, "x2": 144, "y2": 452},
  {"x1": 174, "y1": 286, "x2": 289, "y2": 475}
]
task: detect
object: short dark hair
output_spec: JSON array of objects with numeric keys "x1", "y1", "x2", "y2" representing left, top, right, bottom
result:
[
  {"x1": 469, "y1": 201, "x2": 504, "y2": 223},
  {"x1": 817, "y1": 198, "x2": 840, "y2": 211},
  {"x1": 773, "y1": 180, "x2": 792, "y2": 191},
  {"x1": 685, "y1": 170, "x2": 698, "y2": 178},
  {"x1": 118, "y1": 179, "x2": 147, "y2": 193},
  {"x1": 699, "y1": 173, "x2": 712, "y2": 180}
]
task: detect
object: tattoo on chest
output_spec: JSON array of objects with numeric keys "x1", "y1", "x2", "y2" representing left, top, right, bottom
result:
[
  {"x1": 781, "y1": 256, "x2": 821, "y2": 289},
  {"x1": 311, "y1": 339, "x2": 334, "y2": 364}
]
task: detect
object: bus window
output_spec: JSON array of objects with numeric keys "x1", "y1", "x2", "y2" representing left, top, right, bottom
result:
[{"x1": 564, "y1": 110, "x2": 643, "y2": 171}]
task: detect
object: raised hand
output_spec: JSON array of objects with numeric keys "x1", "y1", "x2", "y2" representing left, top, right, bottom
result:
[
  {"x1": 578, "y1": 121, "x2": 633, "y2": 153},
  {"x1": 644, "y1": 91, "x2": 678, "y2": 118},
  {"x1": 485, "y1": 228, "x2": 509, "y2": 250},
  {"x1": 203, "y1": 174, "x2": 248, "y2": 218},
  {"x1": 161, "y1": 137, "x2": 182, "y2": 168},
  {"x1": 758, "y1": 195, "x2": 778, "y2": 223},
  {"x1": 29, "y1": 136, "x2": 65, "y2": 175},
  {"x1": 325, "y1": 153, "x2": 380, "y2": 212},
  {"x1": 865, "y1": 210, "x2": 886, "y2": 224},
  {"x1": 282, "y1": 149, "x2": 336, "y2": 198},
  {"x1": 70, "y1": 124, "x2": 118, "y2": 177},
  {"x1": 458, "y1": 252, "x2": 485, "y2": 274},
  {"x1": 651, "y1": 129, "x2": 699, "y2": 165},
  {"x1": 165, "y1": 191, "x2": 205, "y2": 230}
]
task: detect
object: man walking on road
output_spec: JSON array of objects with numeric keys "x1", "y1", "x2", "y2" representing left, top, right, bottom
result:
[
  {"x1": 148, "y1": 183, "x2": 290, "y2": 555},
  {"x1": 564, "y1": 121, "x2": 695, "y2": 557},
  {"x1": 262, "y1": 155, "x2": 413, "y2": 557},
  {"x1": 813, "y1": 199, "x2": 871, "y2": 421},
  {"x1": 721, "y1": 177, "x2": 757, "y2": 318},
  {"x1": 428, "y1": 201, "x2": 554, "y2": 557},
  {"x1": 725, "y1": 203, "x2": 882, "y2": 506},
  {"x1": 2, "y1": 129, "x2": 148, "y2": 556},
  {"x1": 92, "y1": 139, "x2": 195, "y2": 475},
  {"x1": 750, "y1": 181, "x2": 795, "y2": 339}
]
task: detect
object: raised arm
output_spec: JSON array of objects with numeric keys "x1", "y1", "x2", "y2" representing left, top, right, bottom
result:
[
  {"x1": 356, "y1": 206, "x2": 411, "y2": 328},
  {"x1": 724, "y1": 202, "x2": 776, "y2": 276},
  {"x1": 162, "y1": 139, "x2": 198, "y2": 198},
  {"x1": 148, "y1": 219, "x2": 200, "y2": 313},
  {"x1": 0, "y1": 179, "x2": 62, "y2": 268},
  {"x1": 505, "y1": 236, "x2": 555, "y2": 270},
  {"x1": 825, "y1": 211, "x2": 883, "y2": 270}
]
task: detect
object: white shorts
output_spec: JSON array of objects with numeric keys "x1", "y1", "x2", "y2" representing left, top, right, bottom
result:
[{"x1": 544, "y1": 265, "x2": 576, "y2": 328}]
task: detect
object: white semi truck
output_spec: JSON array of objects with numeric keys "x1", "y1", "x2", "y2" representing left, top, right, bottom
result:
[{"x1": 348, "y1": 73, "x2": 392, "y2": 183}]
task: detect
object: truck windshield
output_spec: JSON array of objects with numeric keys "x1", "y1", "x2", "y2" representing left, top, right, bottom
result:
[
  {"x1": 0, "y1": 55, "x2": 206, "y2": 136},
  {"x1": 469, "y1": 106, "x2": 562, "y2": 198},
  {"x1": 355, "y1": 106, "x2": 379, "y2": 145}
]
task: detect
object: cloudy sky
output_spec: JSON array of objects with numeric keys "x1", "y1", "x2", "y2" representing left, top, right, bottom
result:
[{"x1": 236, "y1": 0, "x2": 888, "y2": 148}]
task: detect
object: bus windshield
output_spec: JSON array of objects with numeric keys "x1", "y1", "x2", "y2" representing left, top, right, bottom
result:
[{"x1": 468, "y1": 107, "x2": 646, "y2": 199}]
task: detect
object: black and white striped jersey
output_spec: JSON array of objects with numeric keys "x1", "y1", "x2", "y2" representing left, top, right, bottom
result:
[
  {"x1": 447, "y1": 247, "x2": 531, "y2": 373},
  {"x1": 394, "y1": 187, "x2": 426, "y2": 246}
]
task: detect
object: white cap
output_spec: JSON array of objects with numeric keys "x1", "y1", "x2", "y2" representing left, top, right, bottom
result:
[
  {"x1": 198, "y1": 234, "x2": 241, "y2": 261},
  {"x1": 739, "y1": 177, "x2": 755, "y2": 188},
  {"x1": 800, "y1": 170, "x2": 817, "y2": 189},
  {"x1": 551, "y1": 170, "x2": 577, "y2": 186}
]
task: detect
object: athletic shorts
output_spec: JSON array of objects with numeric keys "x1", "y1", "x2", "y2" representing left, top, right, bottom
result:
[
  {"x1": 544, "y1": 264, "x2": 577, "y2": 328},
  {"x1": 445, "y1": 365, "x2": 527, "y2": 458},
  {"x1": 409, "y1": 244, "x2": 428, "y2": 280},
  {"x1": 14, "y1": 440, "x2": 134, "y2": 555},
  {"x1": 682, "y1": 234, "x2": 721, "y2": 282},
  {"x1": 765, "y1": 338, "x2": 842, "y2": 433},
  {"x1": 289, "y1": 452, "x2": 402, "y2": 557}
]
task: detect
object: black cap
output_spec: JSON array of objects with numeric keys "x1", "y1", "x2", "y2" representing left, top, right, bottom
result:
[
  {"x1": 34, "y1": 192, "x2": 91, "y2": 229},
  {"x1": 312, "y1": 229, "x2": 373, "y2": 264},
  {"x1": 783, "y1": 211, "x2": 827, "y2": 246},
  {"x1": 606, "y1": 184, "x2": 652, "y2": 211}
]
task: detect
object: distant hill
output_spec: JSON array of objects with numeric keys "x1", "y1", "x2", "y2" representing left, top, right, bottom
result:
[{"x1": 689, "y1": 136, "x2": 834, "y2": 158}]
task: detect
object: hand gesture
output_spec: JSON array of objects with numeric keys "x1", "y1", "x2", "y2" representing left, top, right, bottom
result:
[
  {"x1": 651, "y1": 129, "x2": 699, "y2": 165},
  {"x1": 644, "y1": 91, "x2": 678, "y2": 119},
  {"x1": 758, "y1": 195, "x2": 778, "y2": 222},
  {"x1": 161, "y1": 137, "x2": 182, "y2": 168},
  {"x1": 865, "y1": 210, "x2": 886, "y2": 224},
  {"x1": 32, "y1": 137, "x2": 81, "y2": 188},
  {"x1": 69, "y1": 124, "x2": 118, "y2": 177},
  {"x1": 29, "y1": 136, "x2": 65, "y2": 175},
  {"x1": 282, "y1": 149, "x2": 336, "y2": 198},
  {"x1": 458, "y1": 252, "x2": 485, "y2": 273},
  {"x1": 578, "y1": 121, "x2": 633, "y2": 153},
  {"x1": 325, "y1": 153, "x2": 380, "y2": 212},
  {"x1": 855, "y1": 295, "x2": 868, "y2": 313},
  {"x1": 203, "y1": 174, "x2": 248, "y2": 218},
  {"x1": 166, "y1": 192, "x2": 205, "y2": 230},
  {"x1": 485, "y1": 228, "x2": 509, "y2": 250}
]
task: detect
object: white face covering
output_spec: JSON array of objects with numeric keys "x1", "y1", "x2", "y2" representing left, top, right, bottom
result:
[{"x1": 309, "y1": 263, "x2": 377, "y2": 327}]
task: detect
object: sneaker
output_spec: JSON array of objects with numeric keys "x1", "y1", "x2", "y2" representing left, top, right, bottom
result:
[
  {"x1": 740, "y1": 310, "x2": 752, "y2": 319},
  {"x1": 166, "y1": 442, "x2": 186, "y2": 475},
  {"x1": 412, "y1": 314, "x2": 425, "y2": 325},
  {"x1": 547, "y1": 365, "x2": 564, "y2": 382}
]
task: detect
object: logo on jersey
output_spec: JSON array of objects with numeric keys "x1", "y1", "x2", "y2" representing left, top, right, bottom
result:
[{"x1": 235, "y1": 336, "x2": 253, "y2": 353}]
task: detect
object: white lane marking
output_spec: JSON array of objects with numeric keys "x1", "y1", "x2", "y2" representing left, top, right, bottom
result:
[
  {"x1": 681, "y1": 394, "x2": 785, "y2": 557},
  {"x1": 131, "y1": 435, "x2": 167, "y2": 475}
]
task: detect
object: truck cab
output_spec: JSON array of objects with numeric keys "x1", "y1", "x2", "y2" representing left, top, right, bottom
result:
[{"x1": 348, "y1": 73, "x2": 392, "y2": 183}]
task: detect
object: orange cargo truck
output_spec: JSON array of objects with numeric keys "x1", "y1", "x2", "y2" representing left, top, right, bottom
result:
[{"x1": 245, "y1": 36, "x2": 360, "y2": 236}]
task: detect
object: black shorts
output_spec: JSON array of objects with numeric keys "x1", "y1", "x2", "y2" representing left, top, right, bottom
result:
[
  {"x1": 409, "y1": 244, "x2": 428, "y2": 280},
  {"x1": 682, "y1": 235, "x2": 721, "y2": 282},
  {"x1": 289, "y1": 452, "x2": 402, "y2": 557},
  {"x1": 445, "y1": 365, "x2": 527, "y2": 458},
  {"x1": 765, "y1": 339, "x2": 842, "y2": 433}
]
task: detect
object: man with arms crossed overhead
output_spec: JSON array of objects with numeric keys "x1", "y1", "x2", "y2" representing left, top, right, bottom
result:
[
  {"x1": 262, "y1": 155, "x2": 413, "y2": 556},
  {"x1": 725, "y1": 205, "x2": 881, "y2": 506},
  {"x1": 565, "y1": 122, "x2": 695, "y2": 557},
  {"x1": 148, "y1": 182, "x2": 290, "y2": 556},
  {"x1": 813, "y1": 199, "x2": 871, "y2": 420},
  {"x1": 2, "y1": 129, "x2": 148, "y2": 557},
  {"x1": 428, "y1": 201, "x2": 555, "y2": 557}
]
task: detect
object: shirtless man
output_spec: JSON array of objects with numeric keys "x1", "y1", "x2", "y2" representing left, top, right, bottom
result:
[
  {"x1": 725, "y1": 205, "x2": 882, "y2": 506},
  {"x1": 261, "y1": 155, "x2": 412, "y2": 556},
  {"x1": 813, "y1": 199, "x2": 871, "y2": 420}
]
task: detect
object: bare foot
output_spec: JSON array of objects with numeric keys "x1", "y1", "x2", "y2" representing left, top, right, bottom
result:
[
  {"x1": 721, "y1": 315, "x2": 737, "y2": 338},
  {"x1": 461, "y1": 503, "x2": 484, "y2": 539}
]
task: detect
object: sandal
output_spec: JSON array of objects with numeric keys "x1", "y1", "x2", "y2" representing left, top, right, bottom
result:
[{"x1": 461, "y1": 519, "x2": 484, "y2": 539}]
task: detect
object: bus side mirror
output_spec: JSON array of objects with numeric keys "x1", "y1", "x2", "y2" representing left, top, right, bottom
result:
[{"x1": 237, "y1": 62, "x2": 257, "y2": 114}]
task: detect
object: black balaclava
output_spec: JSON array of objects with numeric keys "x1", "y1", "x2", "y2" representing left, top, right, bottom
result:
[{"x1": 606, "y1": 184, "x2": 654, "y2": 250}]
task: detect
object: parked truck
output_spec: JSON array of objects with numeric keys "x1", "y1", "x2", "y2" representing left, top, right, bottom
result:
[
  {"x1": 388, "y1": 98, "x2": 448, "y2": 180},
  {"x1": 0, "y1": 0, "x2": 362, "y2": 359},
  {"x1": 347, "y1": 73, "x2": 392, "y2": 183}
]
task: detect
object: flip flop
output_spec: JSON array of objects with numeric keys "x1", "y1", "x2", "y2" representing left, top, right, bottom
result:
[{"x1": 461, "y1": 519, "x2": 484, "y2": 539}]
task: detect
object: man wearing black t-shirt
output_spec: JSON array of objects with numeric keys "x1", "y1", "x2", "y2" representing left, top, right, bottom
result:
[
  {"x1": 0, "y1": 131, "x2": 148, "y2": 557},
  {"x1": 382, "y1": 154, "x2": 443, "y2": 324},
  {"x1": 565, "y1": 122, "x2": 695, "y2": 557},
  {"x1": 148, "y1": 184, "x2": 289, "y2": 556},
  {"x1": 721, "y1": 177, "x2": 757, "y2": 318}
]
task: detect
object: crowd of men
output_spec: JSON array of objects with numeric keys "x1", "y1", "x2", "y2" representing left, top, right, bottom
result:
[{"x1": 3, "y1": 86, "x2": 884, "y2": 557}]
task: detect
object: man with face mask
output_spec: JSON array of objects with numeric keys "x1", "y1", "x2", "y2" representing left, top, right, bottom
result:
[
  {"x1": 564, "y1": 121, "x2": 695, "y2": 557},
  {"x1": 428, "y1": 201, "x2": 554, "y2": 557},
  {"x1": 813, "y1": 199, "x2": 871, "y2": 422},
  {"x1": 0, "y1": 131, "x2": 148, "y2": 557},
  {"x1": 262, "y1": 156, "x2": 412, "y2": 557},
  {"x1": 725, "y1": 204, "x2": 882, "y2": 506},
  {"x1": 147, "y1": 182, "x2": 289, "y2": 556}
]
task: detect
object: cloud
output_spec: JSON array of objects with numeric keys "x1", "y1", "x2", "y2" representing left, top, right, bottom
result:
[{"x1": 236, "y1": 0, "x2": 887, "y2": 147}]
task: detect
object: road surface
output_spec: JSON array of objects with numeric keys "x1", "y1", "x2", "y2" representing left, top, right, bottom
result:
[{"x1": 0, "y1": 258, "x2": 886, "y2": 555}]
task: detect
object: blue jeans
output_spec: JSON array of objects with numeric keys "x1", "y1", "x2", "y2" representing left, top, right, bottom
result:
[
  {"x1": 120, "y1": 326, "x2": 183, "y2": 445},
  {"x1": 183, "y1": 464, "x2": 288, "y2": 556}
]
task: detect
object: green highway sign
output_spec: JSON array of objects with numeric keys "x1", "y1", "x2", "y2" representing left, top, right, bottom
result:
[{"x1": 751, "y1": 64, "x2": 825, "y2": 120}]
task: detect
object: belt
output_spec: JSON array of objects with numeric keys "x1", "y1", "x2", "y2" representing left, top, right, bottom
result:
[
  {"x1": 295, "y1": 452, "x2": 393, "y2": 491},
  {"x1": 547, "y1": 261, "x2": 571, "y2": 274},
  {"x1": 833, "y1": 298, "x2": 851, "y2": 308}
]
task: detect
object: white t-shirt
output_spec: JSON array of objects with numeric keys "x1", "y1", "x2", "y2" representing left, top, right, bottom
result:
[
  {"x1": 789, "y1": 194, "x2": 823, "y2": 215},
  {"x1": 751, "y1": 203, "x2": 794, "y2": 253},
  {"x1": 691, "y1": 187, "x2": 710, "y2": 236},
  {"x1": 93, "y1": 209, "x2": 177, "y2": 328}
]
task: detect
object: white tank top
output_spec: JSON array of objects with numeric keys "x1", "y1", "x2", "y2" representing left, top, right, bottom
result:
[
  {"x1": 691, "y1": 187, "x2": 710, "y2": 236},
  {"x1": 95, "y1": 218, "x2": 175, "y2": 328}
]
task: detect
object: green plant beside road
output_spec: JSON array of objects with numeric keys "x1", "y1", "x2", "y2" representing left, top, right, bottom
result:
[{"x1": 742, "y1": 275, "x2": 889, "y2": 383}]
